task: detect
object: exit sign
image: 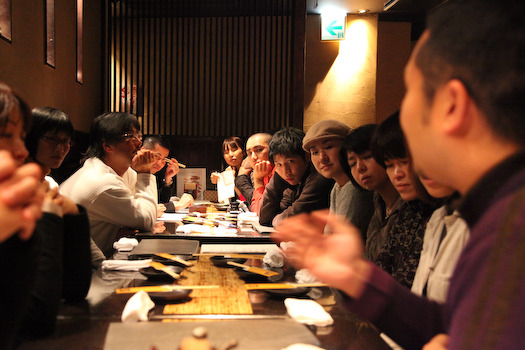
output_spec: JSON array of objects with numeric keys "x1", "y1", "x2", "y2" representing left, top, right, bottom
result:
[{"x1": 321, "y1": 14, "x2": 346, "y2": 41}]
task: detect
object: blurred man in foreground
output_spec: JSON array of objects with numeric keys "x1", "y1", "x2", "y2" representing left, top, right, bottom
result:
[{"x1": 273, "y1": 1, "x2": 525, "y2": 348}]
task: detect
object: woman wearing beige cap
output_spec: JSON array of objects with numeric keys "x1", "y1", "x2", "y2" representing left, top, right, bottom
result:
[{"x1": 302, "y1": 120, "x2": 373, "y2": 235}]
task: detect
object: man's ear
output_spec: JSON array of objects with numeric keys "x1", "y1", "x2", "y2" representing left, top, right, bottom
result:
[
  {"x1": 438, "y1": 79, "x2": 472, "y2": 136},
  {"x1": 102, "y1": 142, "x2": 113, "y2": 154}
]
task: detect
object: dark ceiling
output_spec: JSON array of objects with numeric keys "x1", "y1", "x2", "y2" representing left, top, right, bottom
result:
[
  {"x1": 303, "y1": 0, "x2": 448, "y2": 39},
  {"x1": 380, "y1": 0, "x2": 447, "y2": 40},
  {"x1": 118, "y1": 0, "x2": 446, "y2": 39},
  {"x1": 385, "y1": 0, "x2": 445, "y2": 14}
]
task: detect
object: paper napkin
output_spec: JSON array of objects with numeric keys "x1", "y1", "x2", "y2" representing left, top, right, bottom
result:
[
  {"x1": 121, "y1": 290, "x2": 155, "y2": 323},
  {"x1": 284, "y1": 298, "x2": 334, "y2": 327}
]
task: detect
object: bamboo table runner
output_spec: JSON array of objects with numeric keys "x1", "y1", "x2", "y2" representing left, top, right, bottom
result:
[{"x1": 163, "y1": 256, "x2": 253, "y2": 315}]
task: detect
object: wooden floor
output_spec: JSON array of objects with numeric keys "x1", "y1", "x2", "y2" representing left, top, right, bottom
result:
[{"x1": 163, "y1": 256, "x2": 253, "y2": 315}]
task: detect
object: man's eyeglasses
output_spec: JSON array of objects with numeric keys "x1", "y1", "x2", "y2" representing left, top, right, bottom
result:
[
  {"x1": 152, "y1": 152, "x2": 167, "y2": 161},
  {"x1": 41, "y1": 135, "x2": 73, "y2": 147},
  {"x1": 121, "y1": 132, "x2": 143, "y2": 142}
]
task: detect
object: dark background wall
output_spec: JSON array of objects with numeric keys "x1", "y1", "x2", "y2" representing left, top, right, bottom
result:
[
  {"x1": 1, "y1": 0, "x2": 415, "y2": 192},
  {"x1": 0, "y1": 0, "x2": 104, "y2": 132}
]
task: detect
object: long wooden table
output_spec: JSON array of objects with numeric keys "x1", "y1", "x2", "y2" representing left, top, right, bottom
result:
[{"x1": 18, "y1": 247, "x2": 391, "y2": 350}]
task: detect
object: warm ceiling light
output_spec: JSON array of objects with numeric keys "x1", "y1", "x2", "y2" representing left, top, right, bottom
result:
[{"x1": 358, "y1": 9, "x2": 368, "y2": 14}]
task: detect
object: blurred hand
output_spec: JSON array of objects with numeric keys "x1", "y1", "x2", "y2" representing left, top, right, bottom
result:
[
  {"x1": 157, "y1": 203, "x2": 166, "y2": 218},
  {"x1": 423, "y1": 334, "x2": 449, "y2": 350},
  {"x1": 42, "y1": 179, "x2": 79, "y2": 216},
  {"x1": 253, "y1": 160, "x2": 272, "y2": 180},
  {"x1": 238, "y1": 157, "x2": 252, "y2": 176},
  {"x1": 174, "y1": 193, "x2": 194, "y2": 211},
  {"x1": 0, "y1": 151, "x2": 44, "y2": 242},
  {"x1": 43, "y1": 183, "x2": 62, "y2": 206},
  {"x1": 153, "y1": 221, "x2": 166, "y2": 233},
  {"x1": 273, "y1": 210, "x2": 370, "y2": 298},
  {"x1": 116, "y1": 226, "x2": 139, "y2": 239},
  {"x1": 210, "y1": 171, "x2": 220, "y2": 184},
  {"x1": 164, "y1": 158, "x2": 180, "y2": 184},
  {"x1": 132, "y1": 149, "x2": 156, "y2": 173}
]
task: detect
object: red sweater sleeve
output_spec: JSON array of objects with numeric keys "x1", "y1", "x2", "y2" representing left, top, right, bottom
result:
[{"x1": 251, "y1": 168, "x2": 275, "y2": 215}]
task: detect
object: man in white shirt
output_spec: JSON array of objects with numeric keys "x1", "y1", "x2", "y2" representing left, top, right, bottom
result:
[{"x1": 61, "y1": 112, "x2": 157, "y2": 258}]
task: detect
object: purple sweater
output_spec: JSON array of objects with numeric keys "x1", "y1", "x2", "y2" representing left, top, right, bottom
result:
[{"x1": 344, "y1": 152, "x2": 525, "y2": 349}]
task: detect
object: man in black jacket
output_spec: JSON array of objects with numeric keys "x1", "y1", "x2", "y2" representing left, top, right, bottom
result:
[{"x1": 258, "y1": 127, "x2": 333, "y2": 227}]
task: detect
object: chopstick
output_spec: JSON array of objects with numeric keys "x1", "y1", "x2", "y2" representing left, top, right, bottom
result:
[
  {"x1": 149, "y1": 261, "x2": 180, "y2": 279},
  {"x1": 164, "y1": 158, "x2": 186, "y2": 168},
  {"x1": 155, "y1": 253, "x2": 193, "y2": 266},
  {"x1": 226, "y1": 261, "x2": 280, "y2": 277},
  {"x1": 193, "y1": 253, "x2": 265, "y2": 259},
  {"x1": 244, "y1": 282, "x2": 329, "y2": 290},
  {"x1": 150, "y1": 314, "x2": 287, "y2": 320},
  {"x1": 116, "y1": 285, "x2": 220, "y2": 294}
]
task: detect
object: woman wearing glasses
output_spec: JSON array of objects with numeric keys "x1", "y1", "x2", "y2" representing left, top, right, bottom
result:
[
  {"x1": 23, "y1": 107, "x2": 93, "y2": 300},
  {"x1": 25, "y1": 107, "x2": 73, "y2": 188},
  {"x1": 0, "y1": 85, "x2": 91, "y2": 347}
]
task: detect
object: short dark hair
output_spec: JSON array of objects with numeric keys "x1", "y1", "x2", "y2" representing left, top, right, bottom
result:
[
  {"x1": 268, "y1": 127, "x2": 305, "y2": 163},
  {"x1": 85, "y1": 112, "x2": 140, "y2": 159},
  {"x1": 0, "y1": 82, "x2": 32, "y2": 133},
  {"x1": 342, "y1": 125, "x2": 377, "y2": 191},
  {"x1": 371, "y1": 111, "x2": 407, "y2": 168},
  {"x1": 416, "y1": 0, "x2": 525, "y2": 145},
  {"x1": 343, "y1": 124, "x2": 377, "y2": 155},
  {"x1": 26, "y1": 107, "x2": 74, "y2": 159},
  {"x1": 143, "y1": 134, "x2": 170, "y2": 151}
]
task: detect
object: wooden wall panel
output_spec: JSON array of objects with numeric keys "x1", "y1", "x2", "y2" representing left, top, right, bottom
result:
[{"x1": 106, "y1": 0, "x2": 302, "y2": 138}]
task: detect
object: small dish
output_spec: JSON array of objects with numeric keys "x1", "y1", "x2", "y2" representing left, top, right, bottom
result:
[
  {"x1": 139, "y1": 266, "x2": 184, "y2": 282},
  {"x1": 265, "y1": 287, "x2": 310, "y2": 298},
  {"x1": 213, "y1": 204, "x2": 230, "y2": 211},
  {"x1": 147, "y1": 289, "x2": 192, "y2": 303},
  {"x1": 209, "y1": 256, "x2": 247, "y2": 268}
]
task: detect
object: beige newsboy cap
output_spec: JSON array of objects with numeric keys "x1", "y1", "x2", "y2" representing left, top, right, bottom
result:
[{"x1": 302, "y1": 120, "x2": 351, "y2": 151}]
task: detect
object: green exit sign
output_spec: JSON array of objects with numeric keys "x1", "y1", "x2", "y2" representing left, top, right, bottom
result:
[{"x1": 321, "y1": 14, "x2": 346, "y2": 41}]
